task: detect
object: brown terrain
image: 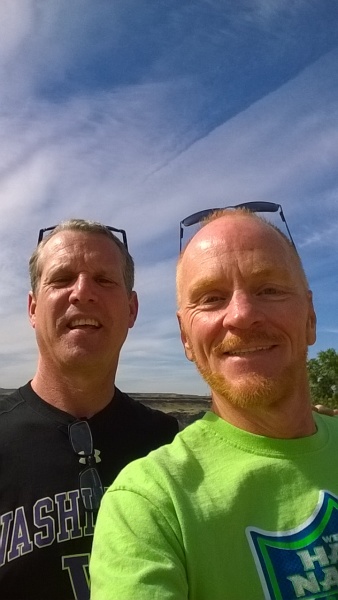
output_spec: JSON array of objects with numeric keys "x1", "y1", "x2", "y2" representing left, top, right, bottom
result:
[{"x1": 130, "y1": 392, "x2": 211, "y2": 427}]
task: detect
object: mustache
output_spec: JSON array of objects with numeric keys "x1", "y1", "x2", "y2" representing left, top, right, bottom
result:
[{"x1": 214, "y1": 333, "x2": 283, "y2": 354}]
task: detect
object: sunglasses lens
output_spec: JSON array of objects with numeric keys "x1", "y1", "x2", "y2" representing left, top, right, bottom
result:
[
  {"x1": 182, "y1": 209, "x2": 215, "y2": 227},
  {"x1": 69, "y1": 421, "x2": 93, "y2": 455},
  {"x1": 235, "y1": 201, "x2": 279, "y2": 213},
  {"x1": 80, "y1": 467, "x2": 104, "y2": 510}
]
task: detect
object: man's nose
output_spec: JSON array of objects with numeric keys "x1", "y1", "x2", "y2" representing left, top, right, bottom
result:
[
  {"x1": 69, "y1": 274, "x2": 97, "y2": 303},
  {"x1": 223, "y1": 291, "x2": 262, "y2": 330}
]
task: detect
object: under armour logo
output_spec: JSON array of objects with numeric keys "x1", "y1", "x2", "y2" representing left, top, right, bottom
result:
[{"x1": 78, "y1": 449, "x2": 101, "y2": 464}]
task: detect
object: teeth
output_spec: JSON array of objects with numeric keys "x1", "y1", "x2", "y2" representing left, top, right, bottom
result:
[
  {"x1": 70, "y1": 318, "x2": 99, "y2": 328},
  {"x1": 228, "y1": 346, "x2": 270, "y2": 355}
]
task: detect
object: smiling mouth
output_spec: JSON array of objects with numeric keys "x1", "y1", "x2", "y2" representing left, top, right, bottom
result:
[
  {"x1": 226, "y1": 346, "x2": 275, "y2": 356},
  {"x1": 69, "y1": 318, "x2": 101, "y2": 329}
]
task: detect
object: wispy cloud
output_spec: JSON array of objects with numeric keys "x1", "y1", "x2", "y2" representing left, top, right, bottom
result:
[{"x1": 0, "y1": 1, "x2": 337, "y2": 391}]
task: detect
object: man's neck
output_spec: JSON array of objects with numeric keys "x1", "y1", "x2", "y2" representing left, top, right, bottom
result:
[
  {"x1": 31, "y1": 365, "x2": 116, "y2": 418},
  {"x1": 211, "y1": 391, "x2": 316, "y2": 439}
]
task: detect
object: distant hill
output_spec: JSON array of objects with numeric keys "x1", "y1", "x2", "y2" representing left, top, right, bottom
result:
[
  {"x1": 0, "y1": 388, "x2": 211, "y2": 427},
  {"x1": 130, "y1": 392, "x2": 211, "y2": 427}
]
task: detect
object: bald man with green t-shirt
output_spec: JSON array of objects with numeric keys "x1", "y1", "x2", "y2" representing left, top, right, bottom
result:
[{"x1": 90, "y1": 208, "x2": 338, "y2": 600}]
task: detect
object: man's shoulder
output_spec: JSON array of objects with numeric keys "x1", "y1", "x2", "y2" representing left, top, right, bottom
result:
[
  {"x1": 116, "y1": 389, "x2": 179, "y2": 429},
  {"x1": 317, "y1": 411, "x2": 338, "y2": 432},
  {"x1": 0, "y1": 387, "x2": 24, "y2": 415},
  {"x1": 113, "y1": 417, "x2": 203, "y2": 482},
  {"x1": 107, "y1": 389, "x2": 179, "y2": 452}
]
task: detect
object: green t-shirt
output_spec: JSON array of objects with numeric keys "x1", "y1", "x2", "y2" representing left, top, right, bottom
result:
[{"x1": 90, "y1": 411, "x2": 338, "y2": 599}]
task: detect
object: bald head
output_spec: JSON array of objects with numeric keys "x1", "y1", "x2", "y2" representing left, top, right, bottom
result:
[
  {"x1": 177, "y1": 209, "x2": 308, "y2": 306},
  {"x1": 176, "y1": 209, "x2": 316, "y2": 417}
]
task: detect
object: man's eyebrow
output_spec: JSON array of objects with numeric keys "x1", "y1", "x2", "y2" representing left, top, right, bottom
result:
[
  {"x1": 46, "y1": 264, "x2": 73, "y2": 275},
  {"x1": 188, "y1": 267, "x2": 293, "y2": 294},
  {"x1": 247, "y1": 266, "x2": 292, "y2": 280},
  {"x1": 188, "y1": 277, "x2": 222, "y2": 297}
]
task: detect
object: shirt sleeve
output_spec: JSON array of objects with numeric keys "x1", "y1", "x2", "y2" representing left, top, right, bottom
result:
[{"x1": 90, "y1": 487, "x2": 188, "y2": 600}]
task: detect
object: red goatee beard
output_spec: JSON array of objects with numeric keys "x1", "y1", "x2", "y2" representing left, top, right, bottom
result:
[
  {"x1": 200, "y1": 368, "x2": 275, "y2": 409},
  {"x1": 190, "y1": 333, "x2": 308, "y2": 410}
]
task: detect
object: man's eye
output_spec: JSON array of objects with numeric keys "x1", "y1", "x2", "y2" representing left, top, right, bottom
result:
[
  {"x1": 201, "y1": 295, "x2": 224, "y2": 304},
  {"x1": 51, "y1": 276, "x2": 72, "y2": 285},
  {"x1": 260, "y1": 287, "x2": 281, "y2": 295},
  {"x1": 97, "y1": 277, "x2": 116, "y2": 286}
]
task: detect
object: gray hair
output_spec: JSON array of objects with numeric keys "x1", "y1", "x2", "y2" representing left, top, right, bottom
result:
[{"x1": 29, "y1": 218, "x2": 134, "y2": 295}]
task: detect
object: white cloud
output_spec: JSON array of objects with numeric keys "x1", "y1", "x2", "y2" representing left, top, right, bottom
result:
[{"x1": 0, "y1": 3, "x2": 337, "y2": 391}]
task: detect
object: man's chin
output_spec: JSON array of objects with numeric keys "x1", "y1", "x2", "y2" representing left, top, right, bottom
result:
[{"x1": 199, "y1": 369, "x2": 277, "y2": 409}]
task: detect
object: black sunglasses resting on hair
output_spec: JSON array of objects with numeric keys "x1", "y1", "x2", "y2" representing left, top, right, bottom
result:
[
  {"x1": 179, "y1": 201, "x2": 296, "y2": 252},
  {"x1": 37, "y1": 225, "x2": 128, "y2": 250}
]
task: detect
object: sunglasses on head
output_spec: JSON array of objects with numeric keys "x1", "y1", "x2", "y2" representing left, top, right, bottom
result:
[
  {"x1": 37, "y1": 225, "x2": 128, "y2": 250},
  {"x1": 179, "y1": 201, "x2": 296, "y2": 252}
]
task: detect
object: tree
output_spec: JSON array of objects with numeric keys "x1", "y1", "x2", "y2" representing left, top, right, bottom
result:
[{"x1": 307, "y1": 348, "x2": 338, "y2": 408}]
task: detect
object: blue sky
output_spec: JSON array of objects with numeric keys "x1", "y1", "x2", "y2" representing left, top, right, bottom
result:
[{"x1": 0, "y1": 0, "x2": 337, "y2": 394}]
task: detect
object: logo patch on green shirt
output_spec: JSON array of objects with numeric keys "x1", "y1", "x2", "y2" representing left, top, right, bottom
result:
[{"x1": 247, "y1": 491, "x2": 338, "y2": 599}]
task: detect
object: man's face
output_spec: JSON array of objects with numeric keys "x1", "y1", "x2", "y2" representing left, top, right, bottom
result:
[
  {"x1": 29, "y1": 231, "x2": 138, "y2": 377},
  {"x1": 177, "y1": 215, "x2": 316, "y2": 408}
]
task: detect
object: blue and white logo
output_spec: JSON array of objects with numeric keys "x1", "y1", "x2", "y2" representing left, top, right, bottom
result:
[{"x1": 247, "y1": 491, "x2": 338, "y2": 599}]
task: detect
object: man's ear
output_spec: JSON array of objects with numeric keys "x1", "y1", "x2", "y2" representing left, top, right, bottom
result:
[
  {"x1": 306, "y1": 291, "x2": 317, "y2": 346},
  {"x1": 177, "y1": 312, "x2": 194, "y2": 362},
  {"x1": 28, "y1": 291, "x2": 37, "y2": 329},
  {"x1": 128, "y1": 291, "x2": 139, "y2": 329}
]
